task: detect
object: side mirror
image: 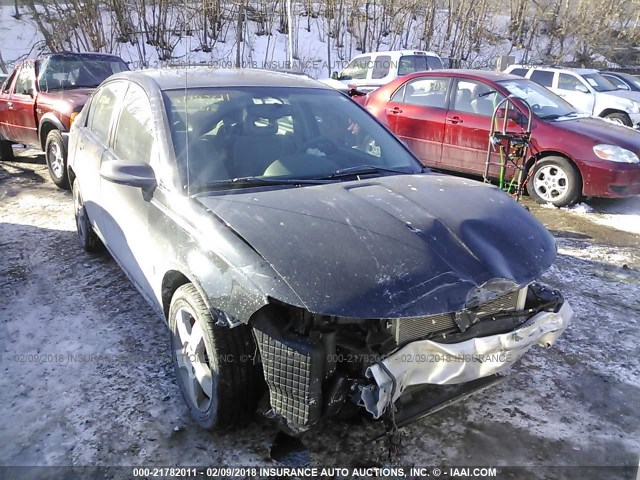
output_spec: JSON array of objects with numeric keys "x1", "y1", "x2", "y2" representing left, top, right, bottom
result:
[
  {"x1": 331, "y1": 71, "x2": 339, "y2": 80},
  {"x1": 100, "y1": 160, "x2": 157, "y2": 199},
  {"x1": 575, "y1": 84, "x2": 589, "y2": 94},
  {"x1": 618, "y1": 83, "x2": 630, "y2": 90},
  {"x1": 27, "y1": 87, "x2": 35, "y2": 98}
]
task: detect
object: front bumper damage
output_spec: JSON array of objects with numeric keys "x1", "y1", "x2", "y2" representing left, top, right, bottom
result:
[{"x1": 360, "y1": 301, "x2": 573, "y2": 419}]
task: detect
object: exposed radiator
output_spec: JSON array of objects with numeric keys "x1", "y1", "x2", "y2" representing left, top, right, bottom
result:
[{"x1": 392, "y1": 288, "x2": 526, "y2": 344}]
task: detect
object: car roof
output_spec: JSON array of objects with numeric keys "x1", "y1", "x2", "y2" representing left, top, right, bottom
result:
[
  {"x1": 354, "y1": 50, "x2": 440, "y2": 58},
  {"x1": 509, "y1": 65, "x2": 599, "y2": 75},
  {"x1": 36, "y1": 51, "x2": 125, "y2": 61},
  {"x1": 109, "y1": 67, "x2": 332, "y2": 91},
  {"x1": 398, "y1": 69, "x2": 524, "y2": 81}
]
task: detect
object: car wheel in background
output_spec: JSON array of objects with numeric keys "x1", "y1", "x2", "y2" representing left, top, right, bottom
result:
[
  {"x1": 604, "y1": 112, "x2": 632, "y2": 127},
  {"x1": 72, "y1": 179, "x2": 104, "y2": 252},
  {"x1": 0, "y1": 140, "x2": 14, "y2": 160},
  {"x1": 45, "y1": 130, "x2": 70, "y2": 190},
  {"x1": 526, "y1": 156, "x2": 581, "y2": 207},
  {"x1": 168, "y1": 284, "x2": 263, "y2": 430}
]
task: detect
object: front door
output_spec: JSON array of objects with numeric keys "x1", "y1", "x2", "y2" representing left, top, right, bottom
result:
[
  {"x1": 98, "y1": 82, "x2": 160, "y2": 303},
  {"x1": 441, "y1": 79, "x2": 523, "y2": 179},
  {"x1": 553, "y1": 73, "x2": 595, "y2": 114},
  {"x1": 384, "y1": 76, "x2": 450, "y2": 167}
]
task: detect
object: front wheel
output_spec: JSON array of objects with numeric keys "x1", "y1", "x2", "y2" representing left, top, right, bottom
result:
[
  {"x1": 168, "y1": 284, "x2": 263, "y2": 430},
  {"x1": 526, "y1": 156, "x2": 581, "y2": 207},
  {"x1": 45, "y1": 130, "x2": 70, "y2": 190}
]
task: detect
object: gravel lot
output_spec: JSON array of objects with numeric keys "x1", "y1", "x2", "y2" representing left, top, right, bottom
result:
[{"x1": 1, "y1": 150, "x2": 639, "y2": 479}]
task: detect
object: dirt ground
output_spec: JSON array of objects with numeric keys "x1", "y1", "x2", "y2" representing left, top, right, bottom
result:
[{"x1": 1, "y1": 149, "x2": 639, "y2": 479}]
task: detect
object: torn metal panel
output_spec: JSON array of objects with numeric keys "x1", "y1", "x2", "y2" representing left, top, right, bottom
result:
[{"x1": 360, "y1": 301, "x2": 574, "y2": 419}]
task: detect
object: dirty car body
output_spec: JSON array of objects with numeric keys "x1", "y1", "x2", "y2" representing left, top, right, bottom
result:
[{"x1": 68, "y1": 68, "x2": 572, "y2": 431}]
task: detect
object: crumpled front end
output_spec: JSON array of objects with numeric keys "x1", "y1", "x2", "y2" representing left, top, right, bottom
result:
[
  {"x1": 360, "y1": 299, "x2": 573, "y2": 418},
  {"x1": 250, "y1": 281, "x2": 571, "y2": 432}
]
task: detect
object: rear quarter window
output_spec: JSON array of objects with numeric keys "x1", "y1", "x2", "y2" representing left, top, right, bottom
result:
[
  {"x1": 530, "y1": 70, "x2": 554, "y2": 87},
  {"x1": 508, "y1": 68, "x2": 528, "y2": 77}
]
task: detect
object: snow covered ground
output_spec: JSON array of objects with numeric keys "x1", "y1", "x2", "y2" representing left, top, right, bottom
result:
[{"x1": 1, "y1": 151, "x2": 638, "y2": 478}]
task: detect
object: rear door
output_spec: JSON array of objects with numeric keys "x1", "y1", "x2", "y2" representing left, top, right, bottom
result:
[
  {"x1": 6, "y1": 62, "x2": 40, "y2": 147},
  {"x1": 441, "y1": 78, "x2": 508, "y2": 175},
  {"x1": 383, "y1": 76, "x2": 450, "y2": 167},
  {"x1": 0, "y1": 69, "x2": 18, "y2": 141},
  {"x1": 74, "y1": 81, "x2": 127, "y2": 217}
]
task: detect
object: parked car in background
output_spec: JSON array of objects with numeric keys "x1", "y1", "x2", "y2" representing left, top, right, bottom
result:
[
  {"x1": 329, "y1": 50, "x2": 444, "y2": 93},
  {"x1": 68, "y1": 68, "x2": 571, "y2": 432},
  {"x1": 504, "y1": 65, "x2": 640, "y2": 127},
  {"x1": 600, "y1": 71, "x2": 640, "y2": 92},
  {"x1": 0, "y1": 52, "x2": 128, "y2": 188},
  {"x1": 363, "y1": 69, "x2": 640, "y2": 206}
]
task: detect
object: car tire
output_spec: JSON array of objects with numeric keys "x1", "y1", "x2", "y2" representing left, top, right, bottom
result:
[
  {"x1": 0, "y1": 140, "x2": 14, "y2": 160},
  {"x1": 45, "y1": 130, "x2": 70, "y2": 190},
  {"x1": 526, "y1": 156, "x2": 581, "y2": 207},
  {"x1": 72, "y1": 179, "x2": 104, "y2": 252},
  {"x1": 604, "y1": 112, "x2": 632, "y2": 127},
  {"x1": 168, "y1": 284, "x2": 263, "y2": 430}
]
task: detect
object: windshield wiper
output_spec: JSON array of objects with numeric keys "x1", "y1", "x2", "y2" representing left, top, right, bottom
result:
[
  {"x1": 323, "y1": 165, "x2": 415, "y2": 179},
  {"x1": 200, "y1": 176, "x2": 331, "y2": 189}
]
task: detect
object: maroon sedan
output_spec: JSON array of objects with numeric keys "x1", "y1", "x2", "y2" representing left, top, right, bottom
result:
[{"x1": 362, "y1": 70, "x2": 640, "y2": 206}]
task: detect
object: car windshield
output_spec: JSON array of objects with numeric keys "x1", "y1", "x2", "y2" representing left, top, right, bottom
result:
[
  {"x1": 163, "y1": 87, "x2": 422, "y2": 192},
  {"x1": 611, "y1": 72, "x2": 640, "y2": 90},
  {"x1": 582, "y1": 73, "x2": 617, "y2": 92},
  {"x1": 498, "y1": 78, "x2": 577, "y2": 119},
  {"x1": 37, "y1": 56, "x2": 128, "y2": 91}
]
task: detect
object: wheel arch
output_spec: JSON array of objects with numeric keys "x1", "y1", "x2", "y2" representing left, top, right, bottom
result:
[
  {"x1": 525, "y1": 150, "x2": 584, "y2": 194},
  {"x1": 161, "y1": 270, "x2": 193, "y2": 320},
  {"x1": 599, "y1": 108, "x2": 629, "y2": 119},
  {"x1": 38, "y1": 115, "x2": 66, "y2": 150}
]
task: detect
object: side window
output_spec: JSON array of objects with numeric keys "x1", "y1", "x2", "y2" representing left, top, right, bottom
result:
[
  {"x1": 398, "y1": 55, "x2": 429, "y2": 76},
  {"x1": 508, "y1": 68, "x2": 528, "y2": 77},
  {"x1": 426, "y1": 55, "x2": 443, "y2": 70},
  {"x1": 372, "y1": 55, "x2": 391, "y2": 79},
  {"x1": 403, "y1": 78, "x2": 450, "y2": 108},
  {"x1": 390, "y1": 84, "x2": 406, "y2": 103},
  {"x1": 2, "y1": 70, "x2": 17, "y2": 94},
  {"x1": 602, "y1": 75, "x2": 627, "y2": 90},
  {"x1": 14, "y1": 63, "x2": 35, "y2": 95},
  {"x1": 457, "y1": 80, "x2": 506, "y2": 116},
  {"x1": 113, "y1": 84, "x2": 154, "y2": 164},
  {"x1": 340, "y1": 56, "x2": 370, "y2": 80},
  {"x1": 558, "y1": 73, "x2": 586, "y2": 92},
  {"x1": 87, "y1": 82, "x2": 125, "y2": 145},
  {"x1": 530, "y1": 70, "x2": 554, "y2": 87}
]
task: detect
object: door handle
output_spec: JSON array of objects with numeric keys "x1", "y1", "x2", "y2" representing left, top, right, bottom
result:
[
  {"x1": 7, "y1": 102, "x2": 13, "y2": 110},
  {"x1": 446, "y1": 116, "x2": 463, "y2": 124},
  {"x1": 388, "y1": 106, "x2": 403, "y2": 114}
]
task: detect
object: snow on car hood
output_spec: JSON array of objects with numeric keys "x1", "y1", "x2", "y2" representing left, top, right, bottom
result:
[{"x1": 197, "y1": 174, "x2": 556, "y2": 318}]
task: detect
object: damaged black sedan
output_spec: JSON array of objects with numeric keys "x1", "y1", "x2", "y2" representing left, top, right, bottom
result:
[{"x1": 67, "y1": 68, "x2": 573, "y2": 432}]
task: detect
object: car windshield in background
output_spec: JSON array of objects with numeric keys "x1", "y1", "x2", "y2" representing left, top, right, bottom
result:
[
  {"x1": 37, "y1": 56, "x2": 128, "y2": 91},
  {"x1": 498, "y1": 79, "x2": 577, "y2": 119},
  {"x1": 582, "y1": 73, "x2": 617, "y2": 92},
  {"x1": 163, "y1": 87, "x2": 421, "y2": 192}
]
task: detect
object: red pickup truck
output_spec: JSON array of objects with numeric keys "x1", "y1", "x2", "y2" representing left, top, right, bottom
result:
[{"x1": 0, "y1": 52, "x2": 128, "y2": 189}]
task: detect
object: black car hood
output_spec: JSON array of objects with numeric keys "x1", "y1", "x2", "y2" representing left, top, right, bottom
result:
[
  {"x1": 551, "y1": 116, "x2": 640, "y2": 150},
  {"x1": 197, "y1": 175, "x2": 556, "y2": 318}
]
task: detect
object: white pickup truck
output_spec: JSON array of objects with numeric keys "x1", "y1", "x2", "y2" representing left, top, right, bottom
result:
[{"x1": 505, "y1": 65, "x2": 640, "y2": 128}]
